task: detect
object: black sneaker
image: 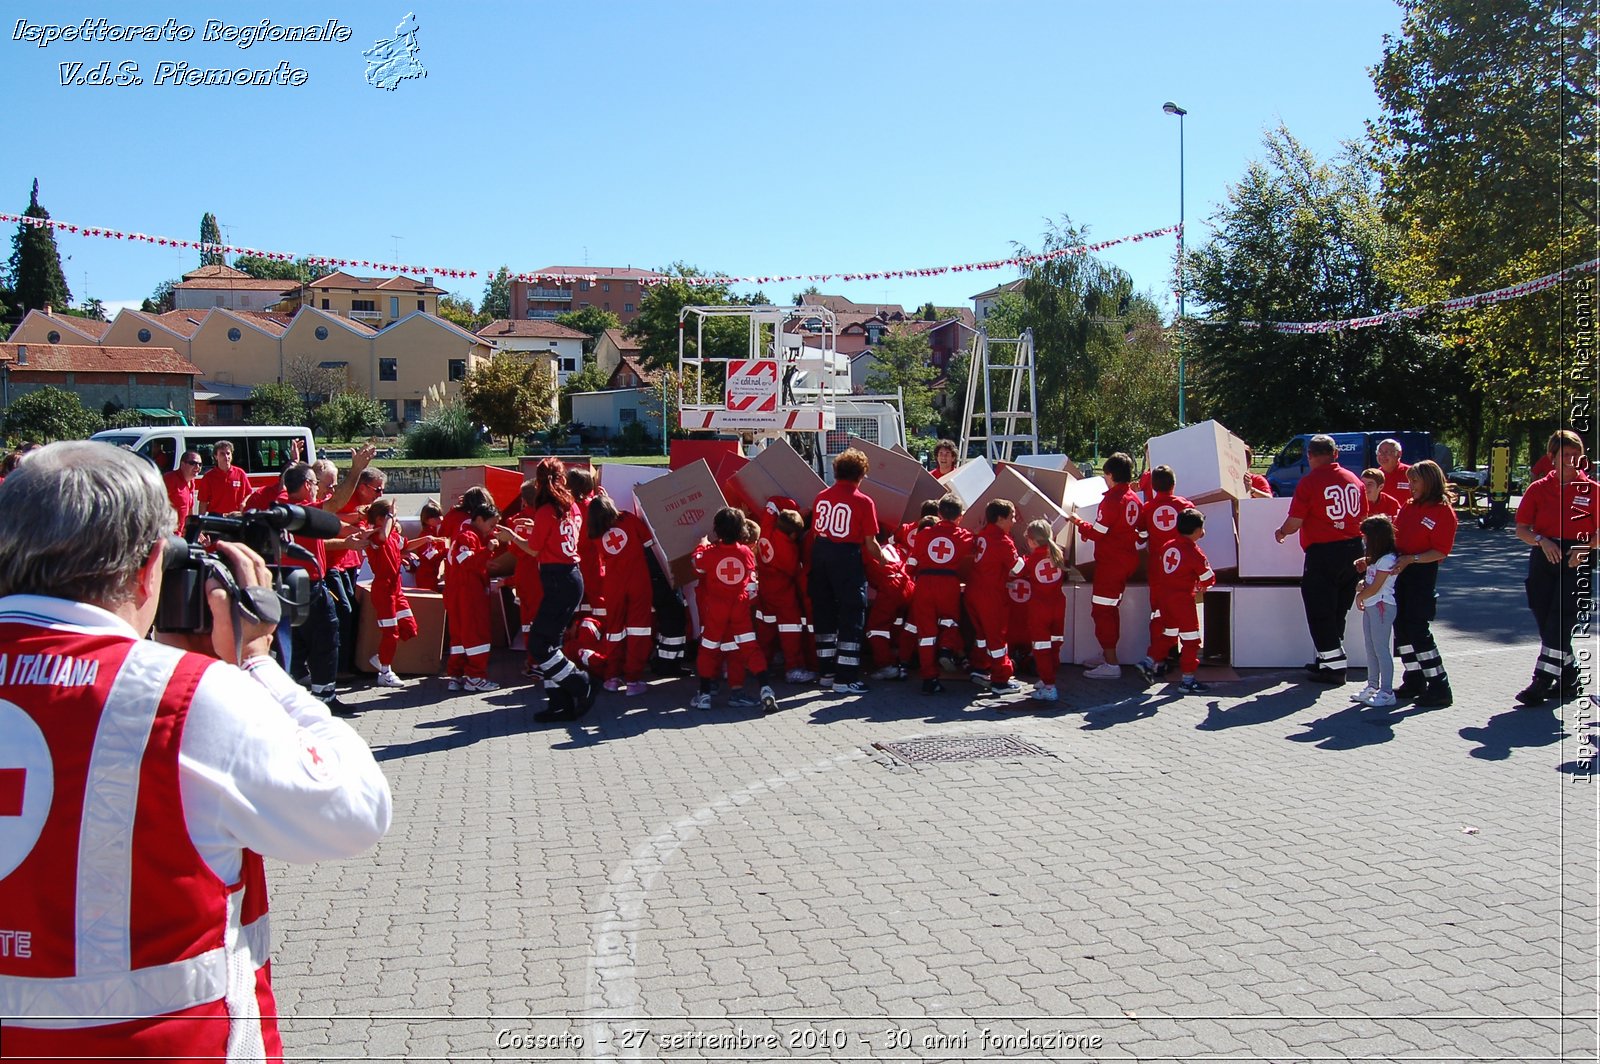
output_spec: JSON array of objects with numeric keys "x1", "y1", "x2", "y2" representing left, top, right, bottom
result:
[
  {"x1": 937, "y1": 649, "x2": 958, "y2": 673},
  {"x1": 324, "y1": 696, "x2": 358, "y2": 718},
  {"x1": 921, "y1": 678, "x2": 944, "y2": 695},
  {"x1": 1515, "y1": 676, "x2": 1557, "y2": 706},
  {"x1": 1177, "y1": 678, "x2": 1209, "y2": 695},
  {"x1": 835, "y1": 680, "x2": 869, "y2": 695},
  {"x1": 1133, "y1": 658, "x2": 1160, "y2": 685},
  {"x1": 1395, "y1": 673, "x2": 1426, "y2": 699},
  {"x1": 1562, "y1": 666, "x2": 1584, "y2": 702},
  {"x1": 1307, "y1": 668, "x2": 1347, "y2": 685},
  {"x1": 1415, "y1": 679, "x2": 1453, "y2": 708}
]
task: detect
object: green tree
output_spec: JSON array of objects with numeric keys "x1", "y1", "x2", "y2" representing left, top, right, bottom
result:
[
  {"x1": 1369, "y1": 0, "x2": 1596, "y2": 462},
  {"x1": 7, "y1": 180, "x2": 71, "y2": 314},
  {"x1": 311, "y1": 391, "x2": 386, "y2": 440},
  {"x1": 647, "y1": 368, "x2": 720, "y2": 441},
  {"x1": 626, "y1": 263, "x2": 754, "y2": 372},
  {"x1": 233, "y1": 255, "x2": 313, "y2": 282},
  {"x1": 558, "y1": 360, "x2": 613, "y2": 421},
  {"x1": 1186, "y1": 127, "x2": 1452, "y2": 449},
  {"x1": 142, "y1": 279, "x2": 178, "y2": 314},
  {"x1": 790, "y1": 284, "x2": 821, "y2": 306},
  {"x1": 866, "y1": 324, "x2": 938, "y2": 435},
  {"x1": 437, "y1": 292, "x2": 485, "y2": 331},
  {"x1": 3, "y1": 386, "x2": 100, "y2": 444},
  {"x1": 248, "y1": 382, "x2": 306, "y2": 426},
  {"x1": 199, "y1": 213, "x2": 225, "y2": 268},
  {"x1": 461, "y1": 351, "x2": 557, "y2": 452},
  {"x1": 69, "y1": 297, "x2": 107, "y2": 322},
  {"x1": 480, "y1": 266, "x2": 512, "y2": 321},
  {"x1": 556, "y1": 306, "x2": 621, "y2": 355}
]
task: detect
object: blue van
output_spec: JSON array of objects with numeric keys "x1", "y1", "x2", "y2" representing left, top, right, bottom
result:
[{"x1": 1265, "y1": 431, "x2": 1434, "y2": 497}]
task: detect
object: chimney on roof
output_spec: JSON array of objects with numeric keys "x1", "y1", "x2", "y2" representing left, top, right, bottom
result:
[
  {"x1": 16, "y1": 345, "x2": 27, "y2": 365},
  {"x1": 43, "y1": 305, "x2": 51, "y2": 316},
  {"x1": 424, "y1": 276, "x2": 433, "y2": 287}
]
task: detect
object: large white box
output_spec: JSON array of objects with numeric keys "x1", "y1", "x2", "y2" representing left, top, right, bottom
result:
[
  {"x1": 1196, "y1": 500, "x2": 1238, "y2": 572},
  {"x1": 1064, "y1": 474, "x2": 1108, "y2": 568},
  {"x1": 943, "y1": 457, "x2": 995, "y2": 508},
  {"x1": 1237, "y1": 497, "x2": 1304, "y2": 580},
  {"x1": 600, "y1": 463, "x2": 669, "y2": 515},
  {"x1": 1147, "y1": 419, "x2": 1250, "y2": 504},
  {"x1": 1229, "y1": 585, "x2": 1367, "y2": 669},
  {"x1": 1066, "y1": 583, "x2": 1152, "y2": 665}
]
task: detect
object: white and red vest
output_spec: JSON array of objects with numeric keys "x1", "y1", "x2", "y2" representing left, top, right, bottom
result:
[{"x1": 0, "y1": 629, "x2": 282, "y2": 1061}]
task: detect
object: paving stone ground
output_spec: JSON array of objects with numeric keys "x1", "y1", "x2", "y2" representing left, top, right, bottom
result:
[{"x1": 269, "y1": 523, "x2": 1599, "y2": 1062}]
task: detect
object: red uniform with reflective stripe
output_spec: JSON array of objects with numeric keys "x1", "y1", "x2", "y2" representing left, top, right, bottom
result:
[
  {"x1": 1079, "y1": 482, "x2": 1143, "y2": 564},
  {"x1": 1288, "y1": 461, "x2": 1368, "y2": 548},
  {"x1": 908, "y1": 520, "x2": 973, "y2": 679},
  {"x1": 0, "y1": 633, "x2": 280, "y2": 1062},
  {"x1": 1023, "y1": 545, "x2": 1067, "y2": 685},
  {"x1": 865, "y1": 540, "x2": 915, "y2": 668},
  {"x1": 445, "y1": 527, "x2": 494, "y2": 678},
  {"x1": 1148, "y1": 536, "x2": 1216, "y2": 674},
  {"x1": 812, "y1": 481, "x2": 877, "y2": 545},
  {"x1": 755, "y1": 519, "x2": 806, "y2": 670},
  {"x1": 1137, "y1": 491, "x2": 1195, "y2": 559},
  {"x1": 198, "y1": 464, "x2": 252, "y2": 514},
  {"x1": 693, "y1": 542, "x2": 765, "y2": 685},
  {"x1": 573, "y1": 493, "x2": 606, "y2": 616},
  {"x1": 366, "y1": 528, "x2": 417, "y2": 664},
  {"x1": 599, "y1": 511, "x2": 655, "y2": 682},
  {"x1": 1515, "y1": 471, "x2": 1600, "y2": 541},
  {"x1": 1394, "y1": 500, "x2": 1458, "y2": 556}
]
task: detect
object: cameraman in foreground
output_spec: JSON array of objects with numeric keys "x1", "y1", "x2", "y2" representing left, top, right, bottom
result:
[{"x1": 0, "y1": 442, "x2": 392, "y2": 1061}]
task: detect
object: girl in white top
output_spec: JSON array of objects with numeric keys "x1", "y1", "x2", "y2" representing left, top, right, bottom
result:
[{"x1": 1355, "y1": 515, "x2": 1400, "y2": 706}]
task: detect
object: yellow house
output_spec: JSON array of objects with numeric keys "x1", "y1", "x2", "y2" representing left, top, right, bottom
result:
[
  {"x1": 285, "y1": 270, "x2": 444, "y2": 326},
  {"x1": 370, "y1": 311, "x2": 491, "y2": 426},
  {"x1": 100, "y1": 309, "x2": 198, "y2": 361},
  {"x1": 185, "y1": 308, "x2": 288, "y2": 386},
  {"x1": 278, "y1": 306, "x2": 377, "y2": 395},
  {"x1": 9, "y1": 308, "x2": 114, "y2": 346}
]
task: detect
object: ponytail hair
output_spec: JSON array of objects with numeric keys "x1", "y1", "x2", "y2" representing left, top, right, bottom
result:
[
  {"x1": 523, "y1": 457, "x2": 574, "y2": 515},
  {"x1": 1025, "y1": 519, "x2": 1063, "y2": 569}
]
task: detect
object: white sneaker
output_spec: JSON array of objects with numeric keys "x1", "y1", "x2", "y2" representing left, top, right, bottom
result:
[
  {"x1": 463, "y1": 677, "x2": 500, "y2": 693},
  {"x1": 1031, "y1": 684, "x2": 1059, "y2": 702},
  {"x1": 689, "y1": 692, "x2": 714, "y2": 710},
  {"x1": 603, "y1": 677, "x2": 624, "y2": 692},
  {"x1": 1353, "y1": 685, "x2": 1377, "y2": 703},
  {"x1": 375, "y1": 671, "x2": 406, "y2": 688},
  {"x1": 785, "y1": 669, "x2": 817, "y2": 683},
  {"x1": 1084, "y1": 662, "x2": 1122, "y2": 679},
  {"x1": 870, "y1": 665, "x2": 901, "y2": 681},
  {"x1": 1366, "y1": 690, "x2": 1397, "y2": 707},
  {"x1": 446, "y1": 677, "x2": 462, "y2": 691},
  {"x1": 624, "y1": 681, "x2": 649, "y2": 696},
  {"x1": 969, "y1": 671, "x2": 992, "y2": 690},
  {"x1": 990, "y1": 678, "x2": 1023, "y2": 694}
]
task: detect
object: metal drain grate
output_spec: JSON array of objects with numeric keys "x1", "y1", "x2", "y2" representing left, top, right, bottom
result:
[{"x1": 874, "y1": 734, "x2": 1053, "y2": 766}]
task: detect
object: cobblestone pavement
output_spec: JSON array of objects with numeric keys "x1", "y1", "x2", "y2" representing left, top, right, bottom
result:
[{"x1": 270, "y1": 524, "x2": 1598, "y2": 1062}]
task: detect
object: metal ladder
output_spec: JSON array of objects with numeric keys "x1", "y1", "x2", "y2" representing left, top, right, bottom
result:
[{"x1": 958, "y1": 326, "x2": 1038, "y2": 462}]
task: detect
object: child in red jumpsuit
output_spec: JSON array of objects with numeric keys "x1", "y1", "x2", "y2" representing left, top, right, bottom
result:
[
  {"x1": 444, "y1": 497, "x2": 500, "y2": 692},
  {"x1": 755, "y1": 501, "x2": 813, "y2": 682},
  {"x1": 405, "y1": 500, "x2": 448, "y2": 591},
  {"x1": 692, "y1": 508, "x2": 777, "y2": 714},
  {"x1": 1019, "y1": 519, "x2": 1068, "y2": 703},
  {"x1": 1072, "y1": 452, "x2": 1143, "y2": 679},
  {"x1": 965, "y1": 499, "x2": 1024, "y2": 693},
  {"x1": 907, "y1": 494, "x2": 973, "y2": 694},
  {"x1": 865, "y1": 531, "x2": 915, "y2": 680},
  {"x1": 588, "y1": 494, "x2": 655, "y2": 696},
  {"x1": 365, "y1": 498, "x2": 418, "y2": 688},
  {"x1": 1134, "y1": 508, "x2": 1216, "y2": 694},
  {"x1": 1136, "y1": 465, "x2": 1194, "y2": 676}
]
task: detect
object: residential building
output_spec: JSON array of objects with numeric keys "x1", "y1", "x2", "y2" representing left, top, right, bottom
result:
[
  {"x1": 475, "y1": 319, "x2": 586, "y2": 385},
  {"x1": 510, "y1": 267, "x2": 663, "y2": 324},
  {"x1": 593, "y1": 327, "x2": 645, "y2": 378},
  {"x1": 0, "y1": 342, "x2": 200, "y2": 423},
  {"x1": 194, "y1": 380, "x2": 255, "y2": 425},
  {"x1": 8, "y1": 307, "x2": 114, "y2": 346},
  {"x1": 797, "y1": 293, "x2": 907, "y2": 318},
  {"x1": 172, "y1": 264, "x2": 299, "y2": 312},
  {"x1": 606, "y1": 356, "x2": 658, "y2": 390},
  {"x1": 281, "y1": 270, "x2": 445, "y2": 326},
  {"x1": 571, "y1": 388, "x2": 662, "y2": 441},
  {"x1": 971, "y1": 278, "x2": 1026, "y2": 322}
]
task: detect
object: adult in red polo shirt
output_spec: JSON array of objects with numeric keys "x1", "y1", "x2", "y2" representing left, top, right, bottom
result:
[
  {"x1": 197, "y1": 440, "x2": 252, "y2": 515},
  {"x1": 1389, "y1": 461, "x2": 1458, "y2": 707},
  {"x1": 808, "y1": 448, "x2": 883, "y2": 693},
  {"x1": 163, "y1": 450, "x2": 201, "y2": 532},
  {"x1": 1275, "y1": 434, "x2": 1367, "y2": 682},
  {"x1": 1514, "y1": 429, "x2": 1600, "y2": 704},
  {"x1": 1376, "y1": 438, "x2": 1410, "y2": 501}
]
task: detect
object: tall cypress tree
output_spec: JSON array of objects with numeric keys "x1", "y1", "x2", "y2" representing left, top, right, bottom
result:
[
  {"x1": 8, "y1": 179, "x2": 71, "y2": 313},
  {"x1": 199, "y1": 212, "x2": 225, "y2": 267}
]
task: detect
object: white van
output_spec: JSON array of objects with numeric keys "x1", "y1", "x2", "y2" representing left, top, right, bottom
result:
[{"x1": 89, "y1": 425, "x2": 317, "y2": 491}]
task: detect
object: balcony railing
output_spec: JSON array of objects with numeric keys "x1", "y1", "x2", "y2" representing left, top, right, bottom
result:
[
  {"x1": 527, "y1": 310, "x2": 563, "y2": 319},
  {"x1": 348, "y1": 309, "x2": 382, "y2": 321},
  {"x1": 527, "y1": 288, "x2": 573, "y2": 300}
]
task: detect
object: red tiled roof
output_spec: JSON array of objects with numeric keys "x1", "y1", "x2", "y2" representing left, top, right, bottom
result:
[
  {"x1": 155, "y1": 310, "x2": 207, "y2": 336},
  {"x1": 798, "y1": 293, "x2": 907, "y2": 317},
  {"x1": 476, "y1": 319, "x2": 588, "y2": 340},
  {"x1": 36, "y1": 312, "x2": 113, "y2": 341},
  {"x1": 233, "y1": 310, "x2": 293, "y2": 335},
  {"x1": 607, "y1": 355, "x2": 660, "y2": 387},
  {"x1": 181, "y1": 264, "x2": 251, "y2": 280},
  {"x1": 174, "y1": 275, "x2": 299, "y2": 291},
  {"x1": 0, "y1": 343, "x2": 200, "y2": 376},
  {"x1": 601, "y1": 327, "x2": 643, "y2": 352},
  {"x1": 527, "y1": 266, "x2": 664, "y2": 282},
  {"x1": 307, "y1": 269, "x2": 445, "y2": 294}
]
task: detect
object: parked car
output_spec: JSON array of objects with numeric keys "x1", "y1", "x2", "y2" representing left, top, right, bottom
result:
[
  {"x1": 90, "y1": 424, "x2": 316, "y2": 490},
  {"x1": 1265, "y1": 431, "x2": 1438, "y2": 497}
]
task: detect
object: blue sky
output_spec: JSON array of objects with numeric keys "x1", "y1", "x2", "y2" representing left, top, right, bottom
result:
[{"x1": 1, "y1": 0, "x2": 1405, "y2": 316}]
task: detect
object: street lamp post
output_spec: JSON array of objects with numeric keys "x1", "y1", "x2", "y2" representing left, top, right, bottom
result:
[{"x1": 1163, "y1": 100, "x2": 1187, "y2": 425}]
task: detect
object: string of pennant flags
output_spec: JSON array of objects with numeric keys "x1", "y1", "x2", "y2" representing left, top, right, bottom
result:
[{"x1": 3, "y1": 209, "x2": 1591, "y2": 333}]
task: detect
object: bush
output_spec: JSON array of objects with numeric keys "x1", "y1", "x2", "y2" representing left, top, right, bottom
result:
[
  {"x1": 248, "y1": 382, "x2": 305, "y2": 426},
  {"x1": 402, "y1": 401, "x2": 486, "y2": 460},
  {"x1": 610, "y1": 420, "x2": 656, "y2": 457},
  {"x1": 3, "y1": 387, "x2": 102, "y2": 445},
  {"x1": 312, "y1": 391, "x2": 385, "y2": 440}
]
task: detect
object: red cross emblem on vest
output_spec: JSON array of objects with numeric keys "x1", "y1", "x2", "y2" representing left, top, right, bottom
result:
[
  {"x1": 1125, "y1": 498, "x2": 1142, "y2": 526},
  {"x1": 1163, "y1": 544, "x2": 1183, "y2": 575},
  {"x1": 1153, "y1": 505, "x2": 1178, "y2": 532},
  {"x1": 716, "y1": 557, "x2": 747, "y2": 585},
  {"x1": 759, "y1": 537, "x2": 774, "y2": 564},
  {"x1": 603, "y1": 528, "x2": 628, "y2": 555},
  {"x1": 1007, "y1": 579, "x2": 1031, "y2": 604},
  {"x1": 927, "y1": 537, "x2": 955, "y2": 565},
  {"x1": 1035, "y1": 559, "x2": 1061, "y2": 584},
  {"x1": 973, "y1": 537, "x2": 988, "y2": 561}
]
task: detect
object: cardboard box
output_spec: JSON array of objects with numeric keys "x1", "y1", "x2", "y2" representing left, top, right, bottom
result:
[
  {"x1": 439, "y1": 464, "x2": 525, "y2": 514},
  {"x1": 943, "y1": 457, "x2": 996, "y2": 508},
  {"x1": 1229, "y1": 584, "x2": 1367, "y2": 669},
  {"x1": 1147, "y1": 419, "x2": 1251, "y2": 504},
  {"x1": 1236, "y1": 497, "x2": 1304, "y2": 580},
  {"x1": 1064, "y1": 475, "x2": 1108, "y2": 568},
  {"x1": 1196, "y1": 500, "x2": 1239, "y2": 572},
  {"x1": 600, "y1": 463, "x2": 670, "y2": 514},
  {"x1": 997, "y1": 460, "x2": 1078, "y2": 510},
  {"x1": 670, "y1": 438, "x2": 742, "y2": 471},
  {"x1": 1013, "y1": 453, "x2": 1086, "y2": 480},
  {"x1": 958, "y1": 465, "x2": 1072, "y2": 554},
  {"x1": 1066, "y1": 583, "x2": 1152, "y2": 664},
  {"x1": 729, "y1": 440, "x2": 826, "y2": 514},
  {"x1": 354, "y1": 584, "x2": 446, "y2": 675},
  {"x1": 708, "y1": 450, "x2": 755, "y2": 514},
  {"x1": 634, "y1": 459, "x2": 728, "y2": 588},
  {"x1": 847, "y1": 435, "x2": 946, "y2": 530}
]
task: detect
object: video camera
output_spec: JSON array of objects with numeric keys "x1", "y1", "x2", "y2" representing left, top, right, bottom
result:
[{"x1": 154, "y1": 504, "x2": 342, "y2": 634}]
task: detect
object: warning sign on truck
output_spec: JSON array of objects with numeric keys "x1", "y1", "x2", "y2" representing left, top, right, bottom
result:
[{"x1": 725, "y1": 359, "x2": 778, "y2": 412}]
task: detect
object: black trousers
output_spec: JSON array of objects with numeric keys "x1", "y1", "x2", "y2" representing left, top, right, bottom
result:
[
  {"x1": 648, "y1": 551, "x2": 689, "y2": 667},
  {"x1": 529, "y1": 563, "x2": 587, "y2": 704},
  {"x1": 808, "y1": 538, "x2": 868, "y2": 682},
  {"x1": 324, "y1": 567, "x2": 359, "y2": 673},
  {"x1": 1526, "y1": 543, "x2": 1594, "y2": 678},
  {"x1": 1394, "y1": 561, "x2": 1444, "y2": 681},
  {"x1": 291, "y1": 578, "x2": 339, "y2": 689},
  {"x1": 1301, "y1": 537, "x2": 1363, "y2": 668}
]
